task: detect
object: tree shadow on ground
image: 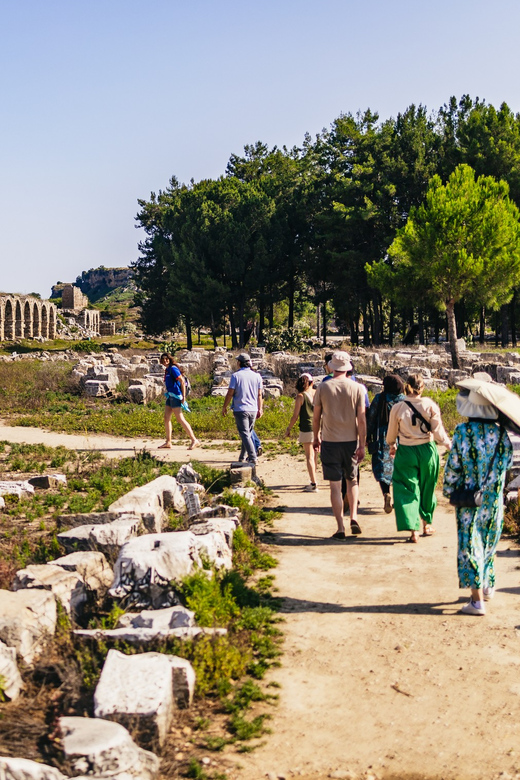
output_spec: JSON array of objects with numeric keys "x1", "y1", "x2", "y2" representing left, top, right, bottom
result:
[
  {"x1": 277, "y1": 596, "x2": 464, "y2": 616},
  {"x1": 262, "y1": 531, "x2": 398, "y2": 547}
]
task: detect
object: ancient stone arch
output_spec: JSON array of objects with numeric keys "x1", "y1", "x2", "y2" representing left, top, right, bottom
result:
[{"x1": 0, "y1": 295, "x2": 58, "y2": 342}]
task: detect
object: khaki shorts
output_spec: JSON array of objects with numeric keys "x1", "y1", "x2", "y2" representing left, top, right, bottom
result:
[
  {"x1": 298, "y1": 431, "x2": 314, "y2": 444},
  {"x1": 320, "y1": 440, "x2": 358, "y2": 482}
]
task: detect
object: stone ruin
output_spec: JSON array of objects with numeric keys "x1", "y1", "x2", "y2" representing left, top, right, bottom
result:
[
  {"x1": 0, "y1": 463, "x2": 257, "y2": 778},
  {"x1": 0, "y1": 294, "x2": 58, "y2": 341}
]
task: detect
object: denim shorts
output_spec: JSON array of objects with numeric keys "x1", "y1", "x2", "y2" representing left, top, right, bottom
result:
[
  {"x1": 165, "y1": 396, "x2": 182, "y2": 409},
  {"x1": 320, "y1": 440, "x2": 358, "y2": 482}
]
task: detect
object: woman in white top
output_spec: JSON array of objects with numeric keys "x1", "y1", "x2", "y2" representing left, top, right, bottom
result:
[{"x1": 387, "y1": 374, "x2": 451, "y2": 542}]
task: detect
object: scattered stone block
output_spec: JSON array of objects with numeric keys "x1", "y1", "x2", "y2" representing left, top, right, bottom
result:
[
  {"x1": 57, "y1": 514, "x2": 142, "y2": 555},
  {"x1": 74, "y1": 626, "x2": 227, "y2": 644},
  {"x1": 0, "y1": 639, "x2": 23, "y2": 700},
  {"x1": 12, "y1": 564, "x2": 87, "y2": 617},
  {"x1": 109, "y1": 532, "x2": 202, "y2": 608},
  {"x1": 51, "y1": 551, "x2": 113, "y2": 595},
  {"x1": 231, "y1": 486, "x2": 256, "y2": 504},
  {"x1": 57, "y1": 511, "x2": 114, "y2": 529},
  {"x1": 83, "y1": 380, "x2": 112, "y2": 397},
  {"x1": 176, "y1": 464, "x2": 201, "y2": 484},
  {"x1": 108, "y1": 475, "x2": 184, "y2": 529},
  {"x1": 230, "y1": 463, "x2": 253, "y2": 485},
  {"x1": 189, "y1": 517, "x2": 238, "y2": 547},
  {"x1": 59, "y1": 716, "x2": 159, "y2": 779},
  {"x1": 27, "y1": 474, "x2": 67, "y2": 489},
  {"x1": 0, "y1": 757, "x2": 66, "y2": 779},
  {"x1": 192, "y1": 529, "x2": 232, "y2": 569},
  {"x1": 0, "y1": 480, "x2": 34, "y2": 499},
  {"x1": 94, "y1": 649, "x2": 176, "y2": 745},
  {"x1": 0, "y1": 589, "x2": 56, "y2": 665},
  {"x1": 116, "y1": 605, "x2": 195, "y2": 631}
]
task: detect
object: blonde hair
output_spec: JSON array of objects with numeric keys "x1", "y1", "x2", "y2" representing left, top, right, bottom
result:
[{"x1": 405, "y1": 373, "x2": 424, "y2": 395}]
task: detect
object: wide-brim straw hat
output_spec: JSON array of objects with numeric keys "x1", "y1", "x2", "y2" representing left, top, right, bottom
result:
[
  {"x1": 456, "y1": 378, "x2": 520, "y2": 433},
  {"x1": 328, "y1": 351, "x2": 352, "y2": 372}
]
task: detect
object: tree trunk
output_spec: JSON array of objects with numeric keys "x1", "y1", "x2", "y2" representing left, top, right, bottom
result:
[
  {"x1": 185, "y1": 315, "x2": 193, "y2": 351},
  {"x1": 479, "y1": 306, "x2": 485, "y2": 344},
  {"x1": 389, "y1": 302, "x2": 394, "y2": 347},
  {"x1": 501, "y1": 303, "x2": 509, "y2": 347},
  {"x1": 418, "y1": 308, "x2": 425, "y2": 345},
  {"x1": 446, "y1": 300, "x2": 460, "y2": 369},
  {"x1": 228, "y1": 306, "x2": 238, "y2": 349},
  {"x1": 316, "y1": 303, "x2": 320, "y2": 339},
  {"x1": 210, "y1": 312, "x2": 218, "y2": 350},
  {"x1": 288, "y1": 277, "x2": 295, "y2": 329},
  {"x1": 512, "y1": 292, "x2": 517, "y2": 347},
  {"x1": 322, "y1": 300, "x2": 327, "y2": 347},
  {"x1": 495, "y1": 311, "x2": 499, "y2": 348},
  {"x1": 238, "y1": 299, "x2": 245, "y2": 348},
  {"x1": 259, "y1": 291, "x2": 265, "y2": 343}
]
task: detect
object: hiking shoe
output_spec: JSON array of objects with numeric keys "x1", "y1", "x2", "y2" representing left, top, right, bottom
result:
[
  {"x1": 303, "y1": 483, "x2": 319, "y2": 492},
  {"x1": 331, "y1": 531, "x2": 346, "y2": 540},
  {"x1": 350, "y1": 520, "x2": 362, "y2": 535},
  {"x1": 460, "y1": 600, "x2": 486, "y2": 616},
  {"x1": 483, "y1": 587, "x2": 495, "y2": 601},
  {"x1": 384, "y1": 494, "x2": 392, "y2": 514},
  {"x1": 256, "y1": 446, "x2": 263, "y2": 456}
]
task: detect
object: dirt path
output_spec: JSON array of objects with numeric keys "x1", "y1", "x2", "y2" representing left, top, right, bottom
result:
[{"x1": 1, "y1": 423, "x2": 520, "y2": 780}]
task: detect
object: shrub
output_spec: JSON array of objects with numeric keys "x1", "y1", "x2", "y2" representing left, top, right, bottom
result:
[{"x1": 261, "y1": 325, "x2": 311, "y2": 353}]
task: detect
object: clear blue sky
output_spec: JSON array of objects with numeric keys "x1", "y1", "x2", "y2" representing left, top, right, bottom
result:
[{"x1": 2, "y1": 0, "x2": 520, "y2": 298}]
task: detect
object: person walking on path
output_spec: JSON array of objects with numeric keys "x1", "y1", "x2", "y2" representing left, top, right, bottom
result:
[
  {"x1": 443, "y1": 387, "x2": 512, "y2": 616},
  {"x1": 158, "y1": 353, "x2": 200, "y2": 450},
  {"x1": 312, "y1": 351, "x2": 366, "y2": 538},
  {"x1": 387, "y1": 373, "x2": 451, "y2": 543},
  {"x1": 285, "y1": 373, "x2": 318, "y2": 492},
  {"x1": 366, "y1": 374, "x2": 405, "y2": 514},
  {"x1": 222, "y1": 353, "x2": 263, "y2": 466}
]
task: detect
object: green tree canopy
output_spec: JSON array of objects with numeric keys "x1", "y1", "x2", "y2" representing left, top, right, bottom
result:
[{"x1": 368, "y1": 164, "x2": 520, "y2": 366}]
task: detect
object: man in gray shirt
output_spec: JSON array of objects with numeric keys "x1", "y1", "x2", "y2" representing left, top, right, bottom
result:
[{"x1": 222, "y1": 353, "x2": 263, "y2": 465}]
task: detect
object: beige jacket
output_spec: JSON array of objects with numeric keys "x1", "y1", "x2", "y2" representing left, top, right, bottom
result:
[{"x1": 386, "y1": 396, "x2": 451, "y2": 448}]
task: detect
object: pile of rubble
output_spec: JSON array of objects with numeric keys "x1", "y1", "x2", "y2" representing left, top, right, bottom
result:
[{"x1": 0, "y1": 462, "x2": 257, "y2": 779}]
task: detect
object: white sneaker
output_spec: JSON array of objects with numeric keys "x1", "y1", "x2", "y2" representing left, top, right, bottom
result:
[
  {"x1": 483, "y1": 587, "x2": 495, "y2": 601},
  {"x1": 303, "y1": 484, "x2": 318, "y2": 492},
  {"x1": 460, "y1": 600, "x2": 486, "y2": 616}
]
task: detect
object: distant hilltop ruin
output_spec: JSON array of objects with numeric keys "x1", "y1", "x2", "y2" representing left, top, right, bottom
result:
[{"x1": 51, "y1": 266, "x2": 133, "y2": 303}]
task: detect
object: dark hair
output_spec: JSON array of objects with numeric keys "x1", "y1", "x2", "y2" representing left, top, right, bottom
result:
[
  {"x1": 405, "y1": 373, "x2": 424, "y2": 395},
  {"x1": 324, "y1": 353, "x2": 334, "y2": 364},
  {"x1": 383, "y1": 374, "x2": 405, "y2": 395},
  {"x1": 296, "y1": 375, "x2": 313, "y2": 393},
  {"x1": 160, "y1": 352, "x2": 181, "y2": 370}
]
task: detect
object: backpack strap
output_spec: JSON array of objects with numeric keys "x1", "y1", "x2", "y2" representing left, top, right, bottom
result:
[{"x1": 403, "y1": 400, "x2": 431, "y2": 434}]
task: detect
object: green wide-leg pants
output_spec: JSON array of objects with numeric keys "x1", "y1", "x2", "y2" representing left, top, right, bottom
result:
[{"x1": 392, "y1": 442, "x2": 439, "y2": 531}]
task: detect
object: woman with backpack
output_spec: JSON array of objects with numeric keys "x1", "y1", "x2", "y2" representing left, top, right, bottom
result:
[
  {"x1": 386, "y1": 374, "x2": 451, "y2": 542},
  {"x1": 366, "y1": 374, "x2": 405, "y2": 514},
  {"x1": 158, "y1": 353, "x2": 199, "y2": 450},
  {"x1": 285, "y1": 373, "x2": 318, "y2": 492}
]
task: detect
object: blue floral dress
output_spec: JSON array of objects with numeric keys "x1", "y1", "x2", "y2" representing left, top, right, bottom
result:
[{"x1": 442, "y1": 421, "x2": 512, "y2": 590}]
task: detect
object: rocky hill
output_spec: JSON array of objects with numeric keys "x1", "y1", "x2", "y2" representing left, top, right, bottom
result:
[{"x1": 75, "y1": 266, "x2": 134, "y2": 302}]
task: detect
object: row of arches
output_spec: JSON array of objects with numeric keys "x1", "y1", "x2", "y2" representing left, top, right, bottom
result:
[{"x1": 0, "y1": 295, "x2": 58, "y2": 341}]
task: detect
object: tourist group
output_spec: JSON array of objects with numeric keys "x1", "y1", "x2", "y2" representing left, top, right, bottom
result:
[{"x1": 158, "y1": 348, "x2": 520, "y2": 619}]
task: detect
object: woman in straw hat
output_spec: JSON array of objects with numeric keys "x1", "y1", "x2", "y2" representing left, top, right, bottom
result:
[
  {"x1": 285, "y1": 373, "x2": 318, "y2": 491},
  {"x1": 443, "y1": 387, "x2": 512, "y2": 616},
  {"x1": 387, "y1": 374, "x2": 451, "y2": 542}
]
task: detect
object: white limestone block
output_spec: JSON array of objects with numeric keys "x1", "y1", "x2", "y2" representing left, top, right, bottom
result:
[
  {"x1": 0, "y1": 639, "x2": 23, "y2": 700},
  {"x1": 74, "y1": 626, "x2": 227, "y2": 644},
  {"x1": 59, "y1": 716, "x2": 159, "y2": 779},
  {"x1": 12, "y1": 565, "x2": 86, "y2": 617},
  {"x1": 57, "y1": 515, "x2": 142, "y2": 554},
  {"x1": 116, "y1": 605, "x2": 195, "y2": 630},
  {"x1": 109, "y1": 475, "x2": 184, "y2": 525},
  {"x1": 0, "y1": 757, "x2": 66, "y2": 779},
  {"x1": 94, "y1": 650, "x2": 175, "y2": 745},
  {"x1": 193, "y1": 529, "x2": 232, "y2": 569},
  {"x1": 0, "y1": 589, "x2": 56, "y2": 665},
  {"x1": 109, "y1": 532, "x2": 202, "y2": 607},
  {"x1": 50, "y1": 551, "x2": 113, "y2": 594},
  {"x1": 0, "y1": 480, "x2": 34, "y2": 499}
]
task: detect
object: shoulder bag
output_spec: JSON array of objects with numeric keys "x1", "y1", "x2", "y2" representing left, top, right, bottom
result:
[{"x1": 449, "y1": 426, "x2": 503, "y2": 508}]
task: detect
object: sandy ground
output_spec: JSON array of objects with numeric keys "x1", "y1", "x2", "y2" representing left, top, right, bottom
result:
[{"x1": 1, "y1": 422, "x2": 520, "y2": 780}]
